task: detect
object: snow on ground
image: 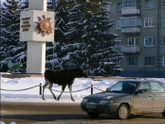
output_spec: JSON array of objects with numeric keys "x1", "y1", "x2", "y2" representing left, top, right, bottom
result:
[
  {"x1": 1, "y1": 75, "x2": 165, "y2": 124},
  {"x1": 1, "y1": 74, "x2": 165, "y2": 103},
  {"x1": 0, "y1": 75, "x2": 118, "y2": 103},
  {"x1": 0, "y1": 121, "x2": 16, "y2": 124},
  {"x1": 0, "y1": 75, "x2": 119, "y2": 124}
]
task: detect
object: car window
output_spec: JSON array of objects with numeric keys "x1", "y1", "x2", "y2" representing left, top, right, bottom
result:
[
  {"x1": 162, "y1": 83, "x2": 165, "y2": 89},
  {"x1": 150, "y1": 82, "x2": 165, "y2": 92},
  {"x1": 138, "y1": 83, "x2": 150, "y2": 93},
  {"x1": 106, "y1": 81, "x2": 138, "y2": 94},
  {"x1": 108, "y1": 82, "x2": 123, "y2": 91}
]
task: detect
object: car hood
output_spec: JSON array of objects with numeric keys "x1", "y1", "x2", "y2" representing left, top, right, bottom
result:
[{"x1": 85, "y1": 92, "x2": 128, "y2": 100}]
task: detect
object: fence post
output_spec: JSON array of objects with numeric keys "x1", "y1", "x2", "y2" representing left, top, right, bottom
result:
[
  {"x1": 91, "y1": 84, "x2": 93, "y2": 95},
  {"x1": 39, "y1": 83, "x2": 42, "y2": 95}
]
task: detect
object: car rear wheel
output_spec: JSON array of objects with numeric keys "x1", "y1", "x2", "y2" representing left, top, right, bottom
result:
[
  {"x1": 117, "y1": 104, "x2": 130, "y2": 120},
  {"x1": 87, "y1": 112, "x2": 100, "y2": 118}
]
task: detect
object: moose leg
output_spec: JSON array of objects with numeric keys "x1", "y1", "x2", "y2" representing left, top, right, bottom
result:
[
  {"x1": 42, "y1": 81, "x2": 49, "y2": 100},
  {"x1": 57, "y1": 85, "x2": 66, "y2": 101},
  {"x1": 48, "y1": 83, "x2": 56, "y2": 100},
  {"x1": 68, "y1": 84, "x2": 74, "y2": 101}
]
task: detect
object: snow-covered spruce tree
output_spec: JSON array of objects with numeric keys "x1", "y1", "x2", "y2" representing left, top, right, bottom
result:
[
  {"x1": 46, "y1": 0, "x2": 75, "y2": 69},
  {"x1": 0, "y1": 6, "x2": 7, "y2": 71},
  {"x1": 0, "y1": 0, "x2": 28, "y2": 72},
  {"x1": 64, "y1": 0, "x2": 123, "y2": 76}
]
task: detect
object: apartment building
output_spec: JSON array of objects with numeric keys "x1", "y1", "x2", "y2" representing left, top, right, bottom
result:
[{"x1": 107, "y1": 0, "x2": 165, "y2": 77}]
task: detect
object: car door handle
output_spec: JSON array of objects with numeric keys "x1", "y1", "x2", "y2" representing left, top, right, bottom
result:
[{"x1": 149, "y1": 95, "x2": 153, "y2": 97}]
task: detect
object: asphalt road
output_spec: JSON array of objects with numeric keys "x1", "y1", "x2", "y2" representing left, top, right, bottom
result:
[{"x1": 1, "y1": 101, "x2": 165, "y2": 124}]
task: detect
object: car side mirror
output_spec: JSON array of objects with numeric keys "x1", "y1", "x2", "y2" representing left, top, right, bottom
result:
[{"x1": 135, "y1": 90, "x2": 144, "y2": 95}]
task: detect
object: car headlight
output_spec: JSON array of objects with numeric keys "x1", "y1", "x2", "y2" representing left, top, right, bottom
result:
[{"x1": 82, "y1": 98, "x2": 88, "y2": 104}]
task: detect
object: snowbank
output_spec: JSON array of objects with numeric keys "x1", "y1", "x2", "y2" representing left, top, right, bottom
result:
[
  {"x1": 0, "y1": 76, "x2": 118, "y2": 102},
  {"x1": 1, "y1": 76, "x2": 165, "y2": 103},
  {"x1": 0, "y1": 121, "x2": 16, "y2": 124}
]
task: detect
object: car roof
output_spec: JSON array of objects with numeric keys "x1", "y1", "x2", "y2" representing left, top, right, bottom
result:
[
  {"x1": 121, "y1": 79, "x2": 163, "y2": 83},
  {"x1": 120, "y1": 80, "x2": 146, "y2": 82}
]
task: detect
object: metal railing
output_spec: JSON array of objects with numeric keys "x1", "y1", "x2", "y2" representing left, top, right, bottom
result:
[{"x1": 0, "y1": 83, "x2": 104, "y2": 96}]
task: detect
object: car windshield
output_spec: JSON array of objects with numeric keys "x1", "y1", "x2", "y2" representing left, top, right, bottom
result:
[{"x1": 106, "y1": 81, "x2": 139, "y2": 94}]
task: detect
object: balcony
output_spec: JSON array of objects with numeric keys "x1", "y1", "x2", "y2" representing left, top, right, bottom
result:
[
  {"x1": 121, "y1": 7, "x2": 140, "y2": 15},
  {"x1": 120, "y1": 17, "x2": 141, "y2": 34},
  {"x1": 121, "y1": 0, "x2": 140, "y2": 15},
  {"x1": 121, "y1": 45, "x2": 140, "y2": 54},
  {"x1": 121, "y1": 27, "x2": 140, "y2": 34}
]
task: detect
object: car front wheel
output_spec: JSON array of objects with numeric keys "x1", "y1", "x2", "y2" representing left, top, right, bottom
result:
[
  {"x1": 117, "y1": 104, "x2": 130, "y2": 120},
  {"x1": 87, "y1": 112, "x2": 100, "y2": 118}
]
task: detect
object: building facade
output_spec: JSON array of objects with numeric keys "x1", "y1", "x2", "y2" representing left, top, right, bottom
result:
[{"x1": 108, "y1": 0, "x2": 165, "y2": 77}]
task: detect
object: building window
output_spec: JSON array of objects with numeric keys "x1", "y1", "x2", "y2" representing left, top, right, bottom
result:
[
  {"x1": 163, "y1": 16, "x2": 165, "y2": 26},
  {"x1": 115, "y1": 38, "x2": 121, "y2": 47},
  {"x1": 145, "y1": 0, "x2": 155, "y2": 9},
  {"x1": 116, "y1": 20, "x2": 121, "y2": 29},
  {"x1": 121, "y1": 17, "x2": 141, "y2": 27},
  {"x1": 117, "y1": 2, "x2": 121, "y2": 11},
  {"x1": 116, "y1": 59, "x2": 122, "y2": 66},
  {"x1": 128, "y1": 57, "x2": 137, "y2": 66},
  {"x1": 128, "y1": 37, "x2": 136, "y2": 46},
  {"x1": 145, "y1": 57, "x2": 154, "y2": 66},
  {"x1": 144, "y1": 36, "x2": 155, "y2": 47},
  {"x1": 122, "y1": 0, "x2": 140, "y2": 8},
  {"x1": 164, "y1": 37, "x2": 165, "y2": 46},
  {"x1": 104, "y1": 2, "x2": 111, "y2": 12},
  {"x1": 144, "y1": 18, "x2": 155, "y2": 27},
  {"x1": 163, "y1": 0, "x2": 165, "y2": 7},
  {"x1": 162, "y1": 56, "x2": 165, "y2": 67}
]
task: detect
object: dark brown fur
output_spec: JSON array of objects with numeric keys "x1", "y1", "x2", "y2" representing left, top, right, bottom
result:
[{"x1": 42, "y1": 67, "x2": 88, "y2": 101}]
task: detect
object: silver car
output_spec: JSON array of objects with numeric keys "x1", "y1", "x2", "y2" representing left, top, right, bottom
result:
[{"x1": 81, "y1": 80, "x2": 165, "y2": 119}]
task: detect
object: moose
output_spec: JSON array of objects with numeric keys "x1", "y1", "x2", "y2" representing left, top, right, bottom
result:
[{"x1": 42, "y1": 67, "x2": 88, "y2": 101}]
